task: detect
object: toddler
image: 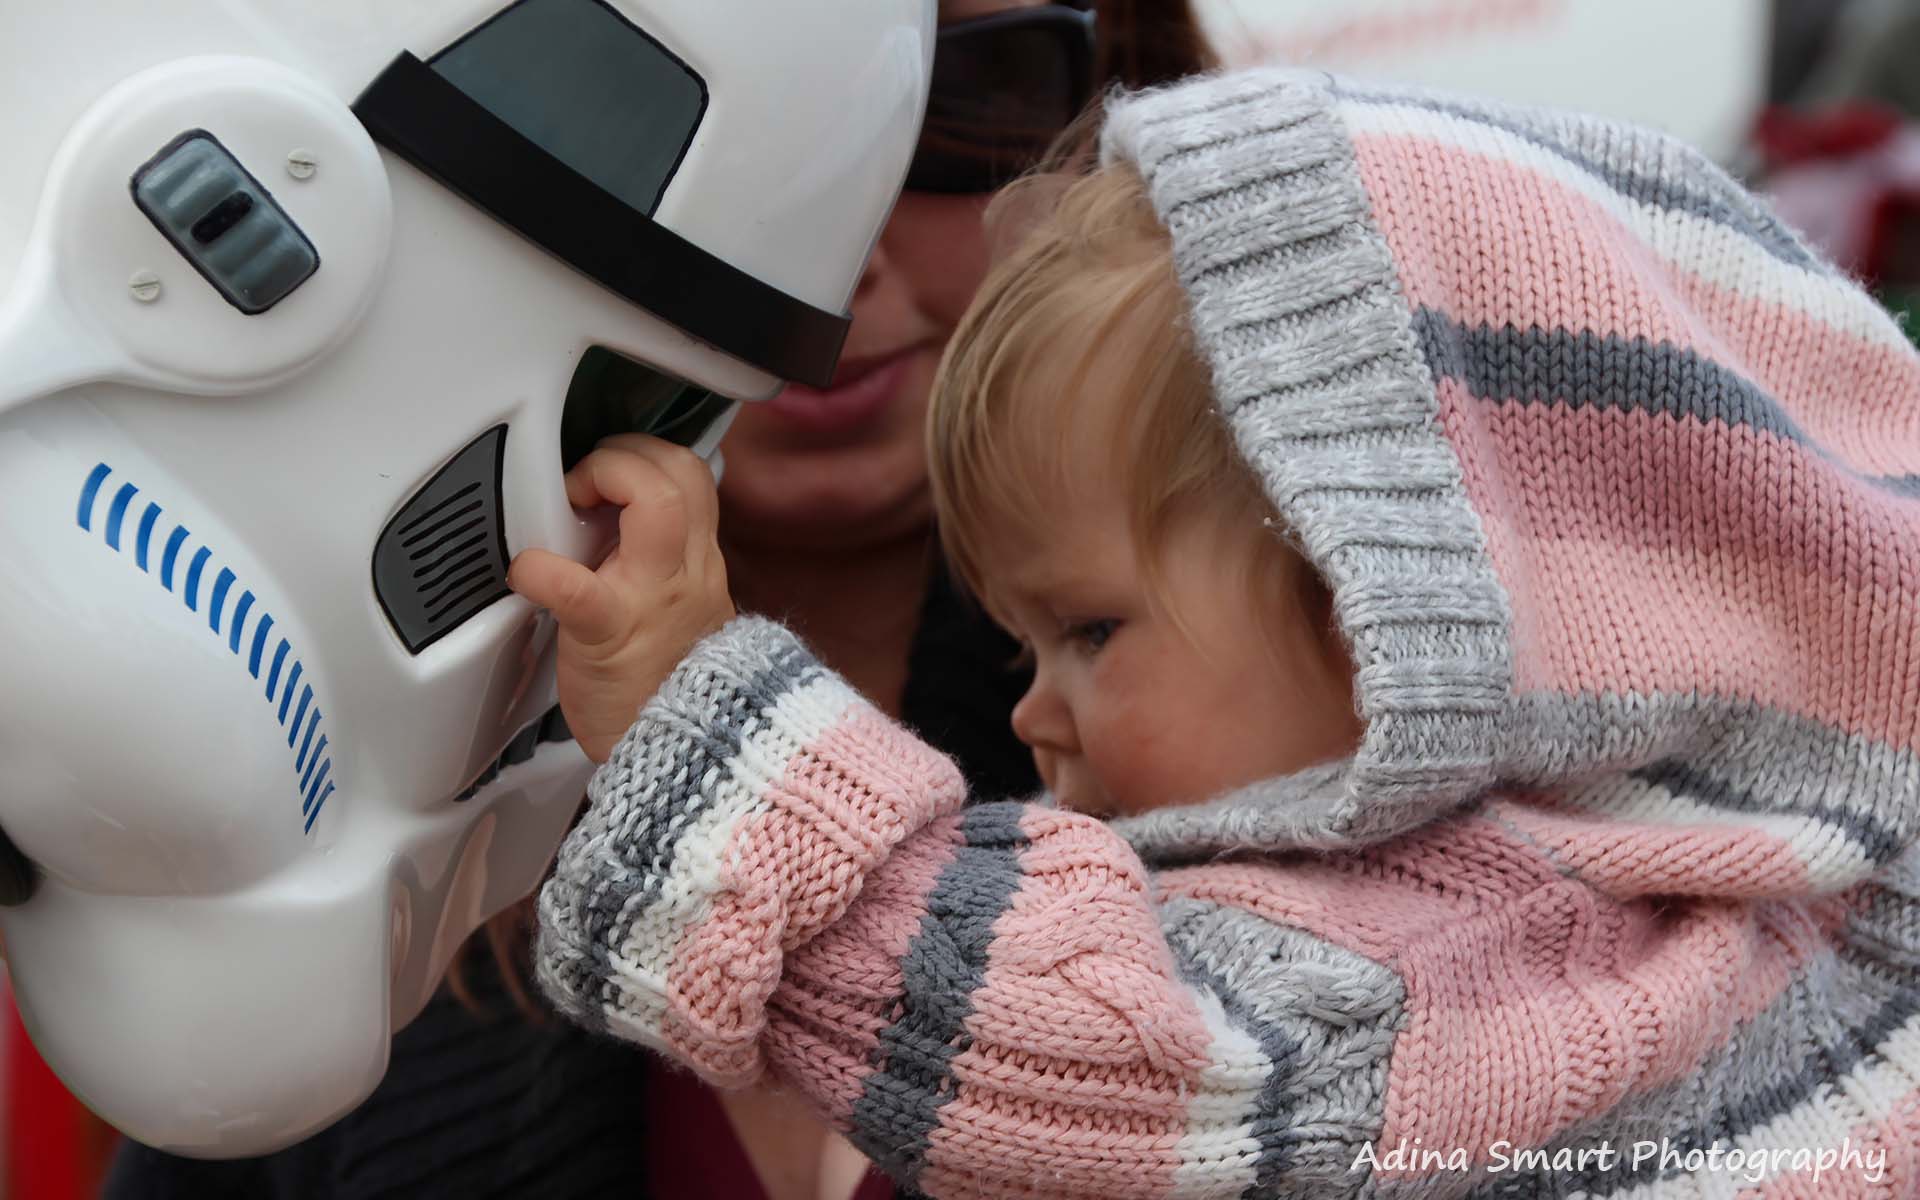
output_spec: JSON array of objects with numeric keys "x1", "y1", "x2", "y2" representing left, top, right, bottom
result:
[{"x1": 511, "y1": 67, "x2": 1920, "y2": 1199}]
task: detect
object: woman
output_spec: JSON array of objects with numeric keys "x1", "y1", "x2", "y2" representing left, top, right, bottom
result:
[{"x1": 104, "y1": 3, "x2": 1210, "y2": 1199}]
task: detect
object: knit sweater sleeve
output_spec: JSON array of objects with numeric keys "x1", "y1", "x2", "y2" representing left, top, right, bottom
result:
[
  {"x1": 534, "y1": 617, "x2": 1410, "y2": 1197},
  {"x1": 541, "y1": 618, "x2": 1913, "y2": 1198}
]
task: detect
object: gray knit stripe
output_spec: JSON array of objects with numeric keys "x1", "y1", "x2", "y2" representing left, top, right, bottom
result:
[
  {"x1": 845, "y1": 801, "x2": 1030, "y2": 1189},
  {"x1": 1848, "y1": 847, "x2": 1920, "y2": 969},
  {"x1": 1505, "y1": 694, "x2": 1920, "y2": 889},
  {"x1": 535, "y1": 619, "x2": 820, "y2": 1032},
  {"x1": 1121, "y1": 692, "x2": 1920, "y2": 874},
  {"x1": 1501, "y1": 943, "x2": 1920, "y2": 1197},
  {"x1": 1328, "y1": 82, "x2": 1823, "y2": 272},
  {"x1": 1162, "y1": 910, "x2": 1305, "y2": 1194},
  {"x1": 1160, "y1": 897, "x2": 1404, "y2": 1196},
  {"x1": 1632, "y1": 758, "x2": 1908, "y2": 867},
  {"x1": 1414, "y1": 309, "x2": 1920, "y2": 498},
  {"x1": 1102, "y1": 69, "x2": 1515, "y2": 852},
  {"x1": 1501, "y1": 692, "x2": 1920, "y2": 795},
  {"x1": 1131, "y1": 69, "x2": 1325, "y2": 135}
]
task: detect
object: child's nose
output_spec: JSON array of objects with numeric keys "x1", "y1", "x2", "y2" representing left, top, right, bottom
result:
[{"x1": 1010, "y1": 674, "x2": 1075, "y2": 754}]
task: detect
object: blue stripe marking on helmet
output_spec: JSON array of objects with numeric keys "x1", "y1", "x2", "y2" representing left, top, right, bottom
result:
[
  {"x1": 288, "y1": 686, "x2": 314, "y2": 748},
  {"x1": 303, "y1": 760, "x2": 332, "y2": 816},
  {"x1": 305, "y1": 784, "x2": 334, "y2": 832},
  {"x1": 279, "y1": 662, "x2": 304, "y2": 724},
  {"x1": 135, "y1": 504, "x2": 161, "y2": 571},
  {"x1": 229, "y1": 591, "x2": 255, "y2": 653},
  {"x1": 77, "y1": 464, "x2": 111, "y2": 530},
  {"x1": 209, "y1": 568, "x2": 236, "y2": 633},
  {"x1": 78, "y1": 462, "x2": 340, "y2": 835},
  {"x1": 296, "y1": 707, "x2": 321, "y2": 770},
  {"x1": 183, "y1": 547, "x2": 211, "y2": 612},
  {"x1": 266, "y1": 639, "x2": 290, "y2": 702},
  {"x1": 300, "y1": 735, "x2": 328, "y2": 793},
  {"x1": 249, "y1": 615, "x2": 275, "y2": 678},
  {"x1": 161, "y1": 527, "x2": 189, "y2": 590},
  {"x1": 105, "y1": 484, "x2": 137, "y2": 550}
]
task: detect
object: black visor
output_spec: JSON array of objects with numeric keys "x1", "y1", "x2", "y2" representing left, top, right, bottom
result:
[
  {"x1": 907, "y1": 5, "x2": 1096, "y2": 194},
  {"x1": 351, "y1": 0, "x2": 851, "y2": 386}
]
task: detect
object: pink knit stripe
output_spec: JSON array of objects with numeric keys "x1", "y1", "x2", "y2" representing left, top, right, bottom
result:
[
  {"x1": 1738, "y1": 1087, "x2": 1920, "y2": 1198},
  {"x1": 1158, "y1": 809, "x2": 1563, "y2": 964},
  {"x1": 919, "y1": 808, "x2": 1212, "y2": 1200},
  {"x1": 1350, "y1": 130, "x2": 1920, "y2": 474},
  {"x1": 663, "y1": 707, "x2": 965, "y2": 1084},
  {"x1": 1493, "y1": 800, "x2": 1817, "y2": 898},
  {"x1": 1435, "y1": 380, "x2": 1920, "y2": 750},
  {"x1": 1169, "y1": 813, "x2": 1821, "y2": 1180},
  {"x1": 767, "y1": 812, "x2": 964, "y2": 1126},
  {"x1": 1369, "y1": 889, "x2": 1819, "y2": 1178}
]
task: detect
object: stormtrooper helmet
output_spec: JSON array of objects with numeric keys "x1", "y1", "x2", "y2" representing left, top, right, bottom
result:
[{"x1": 0, "y1": 0, "x2": 931, "y2": 1157}]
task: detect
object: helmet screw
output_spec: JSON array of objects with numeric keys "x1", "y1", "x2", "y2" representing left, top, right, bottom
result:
[
  {"x1": 129, "y1": 270, "x2": 162, "y2": 303},
  {"x1": 286, "y1": 149, "x2": 318, "y2": 180}
]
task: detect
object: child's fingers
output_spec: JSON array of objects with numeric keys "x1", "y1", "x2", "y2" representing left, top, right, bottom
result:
[
  {"x1": 561, "y1": 446, "x2": 649, "y2": 512},
  {"x1": 508, "y1": 548, "x2": 627, "y2": 647},
  {"x1": 567, "y1": 447, "x2": 692, "y2": 580},
  {"x1": 594, "y1": 435, "x2": 719, "y2": 550}
]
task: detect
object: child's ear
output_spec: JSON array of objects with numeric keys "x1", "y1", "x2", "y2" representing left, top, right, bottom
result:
[
  {"x1": 1297, "y1": 565, "x2": 1339, "y2": 643},
  {"x1": 1285, "y1": 555, "x2": 1362, "y2": 716}
]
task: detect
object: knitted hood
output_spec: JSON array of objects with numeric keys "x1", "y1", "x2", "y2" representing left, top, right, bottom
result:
[{"x1": 1102, "y1": 69, "x2": 1920, "y2": 896}]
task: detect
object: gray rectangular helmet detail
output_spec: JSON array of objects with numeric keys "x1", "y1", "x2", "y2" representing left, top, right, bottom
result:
[{"x1": 372, "y1": 425, "x2": 512, "y2": 655}]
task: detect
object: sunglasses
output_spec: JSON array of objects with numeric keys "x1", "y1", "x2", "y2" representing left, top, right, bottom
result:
[{"x1": 907, "y1": 5, "x2": 1097, "y2": 194}]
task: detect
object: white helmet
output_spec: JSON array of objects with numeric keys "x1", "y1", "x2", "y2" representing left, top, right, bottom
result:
[{"x1": 0, "y1": 0, "x2": 931, "y2": 1157}]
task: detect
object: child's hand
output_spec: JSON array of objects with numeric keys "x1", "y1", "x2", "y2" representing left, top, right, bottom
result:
[{"x1": 508, "y1": 435, "x2": 735, "y2": 764}]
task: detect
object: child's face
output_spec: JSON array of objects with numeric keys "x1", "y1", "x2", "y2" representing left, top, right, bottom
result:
[{"x1": 981, "y1": 476, "x2": 1364, "y2": 820}]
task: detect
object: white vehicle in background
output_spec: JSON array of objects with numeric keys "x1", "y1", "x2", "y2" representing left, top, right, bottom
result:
[{"x1": 1195, "y1": 0, "x2": 1769, "y2": 164}]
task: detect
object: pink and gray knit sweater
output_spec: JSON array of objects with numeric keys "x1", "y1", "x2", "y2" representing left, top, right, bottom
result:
[{"x1": 536, "y1": 69, "x2": 1920, "y2": 1198}]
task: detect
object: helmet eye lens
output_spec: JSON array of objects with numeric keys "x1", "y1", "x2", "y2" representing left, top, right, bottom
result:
[
  {"x1": 431, "y1": 0, "x2": 705, "y2": 217},
  {"x1": 560, "y1": 346, "x2": 734, "y2": 470}
]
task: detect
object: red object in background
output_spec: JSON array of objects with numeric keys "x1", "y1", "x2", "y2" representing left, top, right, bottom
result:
[
  {"x1": 5, "y1": 989, "x2": 117, "y2": 1200},
  {"x1": 645, "y1": 1064, "x2": 893, "y2": 1200},
  {"x1": 1755, "y1": 102, "x2": 1920, "y2": 291},
  {"x1": 1754, "y1": 102, "x2": 1904, "y2": 167}
]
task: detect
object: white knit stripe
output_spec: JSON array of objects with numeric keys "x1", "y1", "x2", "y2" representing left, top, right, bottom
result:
[
  {"x1": 1333, "y1": 100, "x2": 1913, "y2": 357},
  {"x1": 1555, "y1": 776, "x2": 1878, "y2": 892},
  {"x1": 604, "y1": 670, "x2": 865, "y2": 1033},
  {"x1": 1604, "y1": 1010, "x2": 1920, "y2": 1198},
  {"x1": 1168, "y1": 987, "x2": 1269, "y2": 1199}
]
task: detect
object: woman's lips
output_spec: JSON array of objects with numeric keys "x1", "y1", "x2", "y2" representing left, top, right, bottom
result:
[{"x1": 764, "y1": 348, "x2": 916, "y2": 437}]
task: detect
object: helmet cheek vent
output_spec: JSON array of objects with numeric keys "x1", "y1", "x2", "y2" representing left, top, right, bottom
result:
[{"x1": 373, "y1": 425, "x2": 511, "y2": 654}]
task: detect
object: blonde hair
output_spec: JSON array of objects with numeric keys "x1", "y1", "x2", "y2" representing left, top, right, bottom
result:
[{"x1": 928, "y1": 161, "x2": 1293, "y2": 626}]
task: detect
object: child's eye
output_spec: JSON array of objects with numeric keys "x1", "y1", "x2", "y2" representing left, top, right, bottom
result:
[{"x1": 1064, "y1": 618, "x2": 1118, "y2": 652}]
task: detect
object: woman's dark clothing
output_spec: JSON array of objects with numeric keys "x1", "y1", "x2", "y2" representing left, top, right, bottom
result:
[{"x1": 105, "y1": 562, "x2": 1034, "y2": 1200}]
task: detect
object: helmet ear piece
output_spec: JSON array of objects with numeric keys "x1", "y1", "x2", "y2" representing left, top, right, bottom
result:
[{"x1": 0, "y1": 56, "x2": 392, "y2": 417}]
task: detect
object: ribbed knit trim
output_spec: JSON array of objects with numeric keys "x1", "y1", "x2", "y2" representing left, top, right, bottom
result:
[
  {"x1": 1101, "y1": 69, "x2": 1514, "y2": 856},
  {"x1": 536, "y1": 615, "x2": 832, "y2": 1044}
]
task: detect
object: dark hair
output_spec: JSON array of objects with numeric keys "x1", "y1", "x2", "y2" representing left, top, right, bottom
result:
[{"x1": 1092, "y1": 0, "x2": 1212, "y2": 91}]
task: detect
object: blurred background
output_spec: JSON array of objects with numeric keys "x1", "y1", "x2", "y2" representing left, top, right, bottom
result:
[
  {"x1": 4, "y1": 1, "x2": 1916, "y2": 1195},
  {"x1": 1193, "y1": 0, "x2": 1920, "y2": 333}
]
